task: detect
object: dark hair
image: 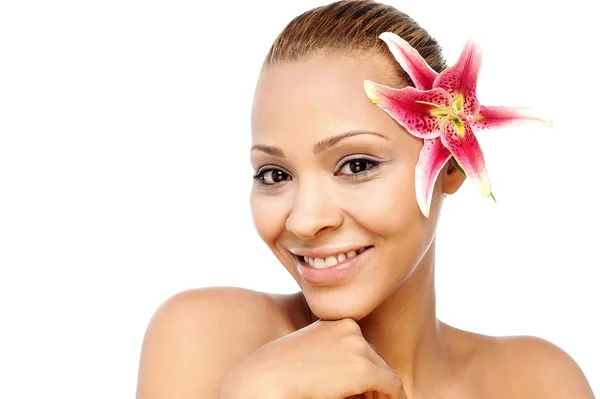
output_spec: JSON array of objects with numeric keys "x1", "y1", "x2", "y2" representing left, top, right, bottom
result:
[{"x1": 263, "y1": 0, "x2": 446, "y2": 87}]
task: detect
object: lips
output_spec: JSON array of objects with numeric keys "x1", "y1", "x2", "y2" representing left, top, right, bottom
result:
[
  {"x1": 294, "y1": 246, "x2": 374, "y2": 285},
  {"x1": 298, "y1": 246, "x2": 371, "y2": 269}
]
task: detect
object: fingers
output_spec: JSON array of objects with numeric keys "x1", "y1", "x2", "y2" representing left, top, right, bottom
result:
[
  {"x1": 380, "y1": 368, "x2": 408, "y2": 399},
  {"x1": 349, "y1": 322, "x2": 406, "y2": 399},
  {"x1": 306, "y1": 318, "x2": 407, "y2": 399},
  {"x1": 365, "y1": 342, "x2": 393, "y2": 371},
  {"x1": 342, "y1": 352, "x2": 406, "y2": 399}
]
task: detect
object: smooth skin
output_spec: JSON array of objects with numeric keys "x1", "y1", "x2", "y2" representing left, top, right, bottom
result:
[{"x1": 136, "y1": 54, "x2": 595, "y2": 398}]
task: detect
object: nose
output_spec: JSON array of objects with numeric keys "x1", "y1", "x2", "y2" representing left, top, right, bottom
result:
[{"x1": 285, "y1": 176, "x2": 344, "y2": 240}]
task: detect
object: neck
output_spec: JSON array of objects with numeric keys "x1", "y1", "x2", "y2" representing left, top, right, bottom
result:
[{"x1": 356, "y1": 241, "x2": 454, "y2": 394}]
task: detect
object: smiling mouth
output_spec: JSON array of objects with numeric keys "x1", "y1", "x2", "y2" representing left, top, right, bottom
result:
[{"x1": 295, "y1": 246, "x2": 374, "y2": 269}]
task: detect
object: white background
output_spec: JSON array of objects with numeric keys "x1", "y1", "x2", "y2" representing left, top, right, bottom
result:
[{"x1": 1, "y1": 0, "x2": 598, "y2": 397}]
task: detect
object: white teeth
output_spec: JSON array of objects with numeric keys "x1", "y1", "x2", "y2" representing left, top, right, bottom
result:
[
  {"x1": 302, "y1": 247, "x2": 368, "y2": 269},
  {"x1": 325, "y1": 256, "x2": 337, "y2": 267}
]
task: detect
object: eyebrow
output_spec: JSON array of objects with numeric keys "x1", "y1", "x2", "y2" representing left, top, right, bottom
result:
[{"x1": 250, "y1": 130, "x2": 389, "y2": 158}]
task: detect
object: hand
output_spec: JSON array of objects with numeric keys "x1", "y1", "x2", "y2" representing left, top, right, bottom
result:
[{"x1": 219, "y1": 318, "x2": 407, "y2": 399}]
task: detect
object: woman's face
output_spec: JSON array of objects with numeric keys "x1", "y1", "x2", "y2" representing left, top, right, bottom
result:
[{"x1": 250, "y1": 54, "x2": 445, "y2": 320}]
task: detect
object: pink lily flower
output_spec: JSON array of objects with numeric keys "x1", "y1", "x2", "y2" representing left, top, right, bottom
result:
[{"x1": 364, "y1": 32, "x2": 552, "y2": 217}]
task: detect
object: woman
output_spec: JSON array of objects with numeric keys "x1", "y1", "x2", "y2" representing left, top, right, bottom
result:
[{"x1": 136, "y1": 1, "x2": 595, "y2": 398}]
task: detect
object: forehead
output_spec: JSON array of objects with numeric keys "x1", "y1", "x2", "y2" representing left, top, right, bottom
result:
[{"x1": 251, "y1": 55, "x2": 402, "y2": 143}]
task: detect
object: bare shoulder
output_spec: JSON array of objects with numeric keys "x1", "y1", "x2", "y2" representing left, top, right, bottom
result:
[
  {"x1": 480, "y1": 335, "x2": 595, "y2": 398},
  {"x1": 136, "y1": 287, "x2": 301, "y2": 399}
]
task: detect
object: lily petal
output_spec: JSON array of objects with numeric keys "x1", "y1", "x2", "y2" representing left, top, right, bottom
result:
[
  {"x1": 364, "y1": 81, "x2": 453, "y2": 139},
  {"x1": 472, "y1": 105, "x2": 554, "y2": 131},
  {"x1": 433, "y1": 39, "x2": 482, "y2": 117},
  {"x1": 439, "y1": 117, "x2": 491, "y2": 196},
  {"x1": 379, "y1": 32, "x2": 438, "y2": 90},
  {"x1": 415, "y1": 138, "x2": 452, "y2": 218}
]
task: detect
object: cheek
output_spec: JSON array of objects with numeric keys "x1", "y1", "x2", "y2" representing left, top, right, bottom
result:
[
  {"x1": 338, "y1": 166, "x2": 437, "y2": 277},
  {"x1": 250, "y1": 190, "x2": 289, "y2": 245},
  {"x1": 354, "y1": 185, "x2": 421, "y2": 247},
  {"x1": 341, "y1": 166, "x2": 421, "y2": 236}
]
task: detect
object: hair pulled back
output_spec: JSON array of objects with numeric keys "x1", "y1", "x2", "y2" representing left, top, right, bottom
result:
[{"x1": 263, "y1": 0, "x2": 446, "y2": 86}]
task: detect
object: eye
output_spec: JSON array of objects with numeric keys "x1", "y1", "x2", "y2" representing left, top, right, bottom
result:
[
  {"x1": 253, "y1": 168, "x2": 291, "y2": 186},
  {"x1": 337, "y1": 158, "x2": 380, "y2": 177}
]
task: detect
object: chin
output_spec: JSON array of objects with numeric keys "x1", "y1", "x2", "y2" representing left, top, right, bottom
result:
[{"x1": 302, "y1": 286, "x2": 381, "y2": 321}]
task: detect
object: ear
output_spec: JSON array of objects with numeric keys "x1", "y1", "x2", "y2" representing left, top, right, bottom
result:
[{"x1": 442, "y1": 158, "x2": 467, "y2": 195}]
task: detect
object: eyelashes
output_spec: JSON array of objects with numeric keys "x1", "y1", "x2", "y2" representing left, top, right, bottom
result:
[
  {"x1": 335, "y1": 158, "x2": 381, "y2": 178},
  {"x1": 253, "y1": 157, "x2": 383, "y2": 188},
  {"x1": 252, "y1": 168, "x2": 291, "y2": 186}
]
